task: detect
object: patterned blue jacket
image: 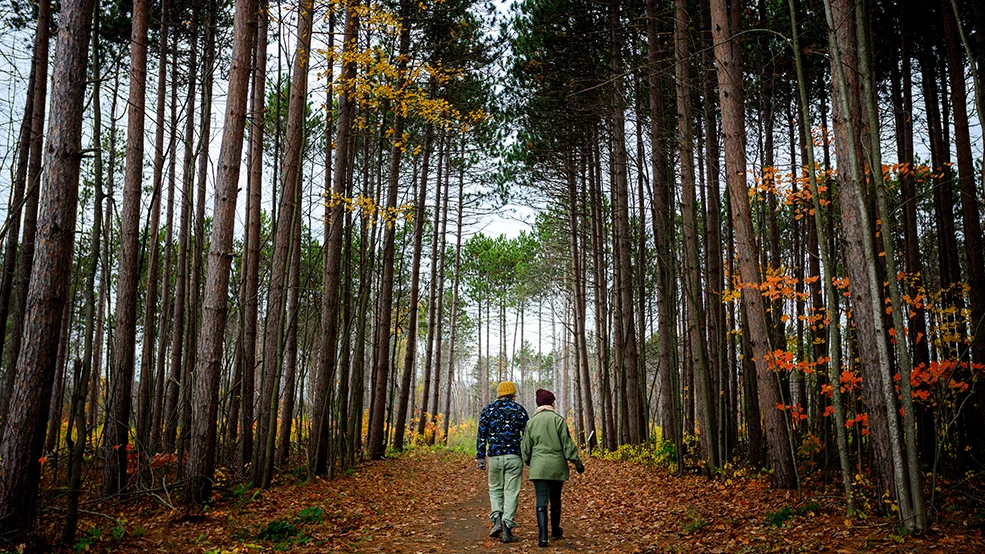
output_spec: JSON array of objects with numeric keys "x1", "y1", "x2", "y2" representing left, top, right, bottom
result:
[{"x1": 476, "y1": 397, "x2": 529, "y2": 459}]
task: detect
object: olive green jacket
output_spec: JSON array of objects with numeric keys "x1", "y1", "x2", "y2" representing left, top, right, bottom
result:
[{"x1": 520, "y1": 407, "x2": 583, "y2": 481}]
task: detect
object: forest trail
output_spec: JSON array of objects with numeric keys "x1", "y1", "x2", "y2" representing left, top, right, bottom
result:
[{"x1": 58, "y1": 449, "x2": 983, "y2": 553}]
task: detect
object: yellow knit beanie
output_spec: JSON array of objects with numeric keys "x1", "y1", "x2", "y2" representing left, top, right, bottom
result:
[{"x1": 497, "y1": 381, "x2": 517, "y2": 398}]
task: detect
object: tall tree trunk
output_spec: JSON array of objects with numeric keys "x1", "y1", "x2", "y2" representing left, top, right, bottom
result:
[
  {"x1": 137, "y1": 0, "x2": 170, "y2": 452},
  {"x1": 646, "y1": 0, "x2": 680, "y2": 459},
  {"x1": 152, "y1": 29, "x2": 180, "y2": 454},
  {"x1": 418, "y1": 134, "x2": 446, "y2": 436},
  {"x1": 788, "y1": 0, "x2": 854, "y2": 512},
  {"x1": 568, "y1": 153, "x2": 597, "y2": 450},
  {"x1": 0, "y1": 0, "x2": 94, "y2": 534},
  {"x1": 254, "y1": 0, "x2": 315, "y2": 487},
  {"x1": 103, "y1": 0, "x2": 149, "y2": 496},
  {"x1": 240, "y1": 0, "x2": 268, "y2": 473},
  {"x1": 710, "y1": 0, "x2": 797, "y2": 489},
  {"x1": 823, "y1": 0, "x2": 914, "y2": 526},
  {"x1": 390, "y1": 1, "x2": 421, "y2": 452},
  {"x1": 277, "y1": 198, "x2": 303, "y2": 466},
  {"x1": 1, "y1": 0, "x2": 50, "y2": 414},
  {"x1": 164, "y1": 13, "x2": 199, "y2": 453},
  {"x1": 65, "y1": 9, "x2": 107, "y2": 537},
  {"x1": 609, "y1": 0, "x2": 642, "y2": 445},
  {"x1": 857, "y1": 0, "x2": 925, "y2": 530},
  {"x1": 676, "y1": 0, "x2": 717, "y2": 471},
  {"x1": 311, "y1": 0, "x2": 356, "y2": 477},
  {"x1": 184, "y1": 0, "x2": 257, "y2": 503},
  {"x1": 368, "y1": 25, "x2": 415, "y2": 454},
  {"x1": 441, "y1": 149, "x2": 465, "y2": 442},
  {"x1": 0, "y1": 52, "x2": 36, "y2": 373},
  {"x1": 941, "y1": 0, "x2": 985, "y2": 459},
  {"x1": 428, "y1": 150, "x2": 451, "y2": 446},
  {"x1": 183, "y1": 4, "x2": 216, "y2": 458}
]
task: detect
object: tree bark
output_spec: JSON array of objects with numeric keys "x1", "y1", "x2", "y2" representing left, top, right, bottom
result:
[
  {"x1": 184, "y1": 0, "x2": 257, "y2": 503},
  {"x1": 1, "y1": 0, "x2": 50, "y2": 415},
  {"x1": 137, "y1": 0, "x2": 170, "y2": 452},
  {"x1": 239, "y1": 0, "x2": 268, "y2": 473},
  {"x1": 941, "y1": 0, "x2": 985, "y2": 459},
  {"x1": 254, "y1": 0, "x2": 315, "y2": 487},
  {"x1": 609, "y1": 0, "x2": 642, "y2": 445},
  {"x1": 710, "y1": 0, "x2": 797, "y2": 489},
  {"x1": 103, "y1": 0, "x2": 149, "y2": 496},
  {"x1": 0, "y1": 0, "x2": 94, "y2": 534},
  {"x1": 676, "y1": 0, "x2": 717, "y2": 471},
  {"x1": 163, "y1": 13, "x2": 198, "y2": 453},
  {"x1": 368, "y1": 25, "x2": 414, "y2": 455},
  {"x1": 389, "y1": 0, "x2": 419, "y2": 452},
  {"x1": 0, "y1": 53, "x2": 36, "y2": 374}
]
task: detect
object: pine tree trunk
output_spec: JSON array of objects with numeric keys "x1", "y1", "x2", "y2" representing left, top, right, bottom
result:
[
  {"x1": 609, "y1": 0, "x2": 642, "y2": 444},
  {"x1": 389, "y1": 0, "x2": 419, "y2": 452},
  {"x1": 568, "y1": 152, "x2": 597, "y2": 449},
  {"x1": 184, "y1": 0, "x2": 257, "y2": 503},
  {"x1": 0, "y1": 56, "x2": 36, "y2": 371},
  {"x1": 823, "y1": 0, "x2": 913, "y2": 524},
  {"x1": 676, "y1": 0, "x2": 717, "y2": 471},
  {"x1": 239, "y1": 0, "x2": 268, "y2": 473},
  {"x1": 164, "y1": 14, "x2": 199, "y2": 453},
  {"x1": 183, "y1": 4, "x2": 216, "y2": 458},
  {"x1": 0, "y1": 0, "x2": 94, "y2": 534},
  {"x1": 368, "y1": 43, "x2": 414, "y2": 456},
  {"x1": 788, "y1": 0, "x2": 854, "y2": 512},
  {"x1": 441, "y1": 149, "x2": 465, "y2": 442},
  {"x1": 65, "y1": 10, "x2": 107, "y2": 537},
  {"x1": 152, "y1": 29, "x2": 180, "y2": 454},
  {"x1": 1, "y1": 0, "x2": 50, "y2": 415},
  {"x1": 941, "y1": 0, "x2": 985, "y2": 458},
  {"x1": 710, "y1": 0, "x2": 797, "y2": 489},
  {"x1": 277, "y1": 200, "x2": 303, "y2": 466},
  {"x1": 418, "y1": 134, "x2": 446, "y2": 436},
  {"x1": 255, "y1": 0, "x2": 315, "y2": 487},
  {"x1": 309, "y1": 3, "x2": 353, "y2": 476},
  {"x1": 138, "y1": 0, "x2": 170, "y2": 452},
  {"x1": 103, "y1": 0, "x2": 149, "y2": 496},
  {"x1": 428, "y1": 152, "x2": 451, "y2": 446}
]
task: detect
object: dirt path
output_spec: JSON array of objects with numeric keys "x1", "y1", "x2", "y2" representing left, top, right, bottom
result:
[
  {"x1": 362, "y1": 462, "x2": 594, "y2": 553},
  {"x1": 64, "y1": 449, "x2": 985, "y2": 553}
]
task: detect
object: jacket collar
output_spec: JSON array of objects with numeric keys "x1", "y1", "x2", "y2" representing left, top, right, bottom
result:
[{"x1": 535, "y1": 405, "x2": 555, "y2": 415}]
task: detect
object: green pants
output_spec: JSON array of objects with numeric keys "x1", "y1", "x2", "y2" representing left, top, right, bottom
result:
[{"x1": 487, "y1": 454, "x2": 522, "y2": 529}]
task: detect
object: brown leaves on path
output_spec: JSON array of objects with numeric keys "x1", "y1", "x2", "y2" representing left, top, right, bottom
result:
[{"x1": 61, "y1": 450, "x2": 984, "y2": 553}]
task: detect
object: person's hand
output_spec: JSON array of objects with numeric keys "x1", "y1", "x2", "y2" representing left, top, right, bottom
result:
[
  {"x1": 477, "y1": 458, "x2": 486, "y2": 471},
  {"x1": 575, "y1": 462, "x2": 585, "y2": 474}
]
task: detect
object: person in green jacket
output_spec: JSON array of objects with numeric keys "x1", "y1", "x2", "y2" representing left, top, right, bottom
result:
[{"x1": 520, "y1": 388, "x2": 584, "y2": 547}]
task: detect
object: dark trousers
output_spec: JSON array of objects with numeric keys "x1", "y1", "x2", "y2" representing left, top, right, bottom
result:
[{"x1": 532, "y1": 479, "x2": 564, "y2": 532}]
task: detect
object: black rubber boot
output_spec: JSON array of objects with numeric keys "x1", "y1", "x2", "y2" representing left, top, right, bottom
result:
[
  {"x1": 550, "y1": 502, "x2": 563, "y2": 539},
  {"x1": 502, "y1": 525, "x2": 518, "y2": 543},
  {"x1": 489, "y1": 514, "x2": 502, "y2": 538},
  {"x1": 536, "y1": 506, "x2": 549, "y2": 547}
]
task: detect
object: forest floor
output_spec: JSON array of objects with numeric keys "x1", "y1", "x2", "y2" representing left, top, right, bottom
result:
[{"x1": 39, "y1": 449, "x2": 985, "y2": 553}]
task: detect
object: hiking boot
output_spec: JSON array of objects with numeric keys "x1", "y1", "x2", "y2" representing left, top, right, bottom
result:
[
  {"x1": 502, "y1": 525, "x2": 518, "y2": 543},
  {"x1": 550, "y1": 503, "x2": 563, "y2": 539},
  {"x1": 537, "y1": 506, "x2": 549, "y2": 547},
  {"x1": 489, "y1": 514, "x2": 502, "y2": 538}
]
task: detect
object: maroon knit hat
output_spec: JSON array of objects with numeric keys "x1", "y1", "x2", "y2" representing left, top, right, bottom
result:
[{"x1": 536, "y1": 389, "x2": 556, "y2": 407}]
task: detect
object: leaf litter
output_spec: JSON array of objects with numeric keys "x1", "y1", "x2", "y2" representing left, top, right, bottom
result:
[{"x1": 52, "y1": 449, "x2": 984, "y2": 552}]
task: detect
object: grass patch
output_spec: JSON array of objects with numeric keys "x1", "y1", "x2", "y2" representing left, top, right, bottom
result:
[
  {"x1": 256, "y1": 519, "x2": 298, "y2": 541},
  {"x1": 295, "y1": 506, "x2": 325, "y2": 524},
  {"x1": 680, "y1": 508, "x2": 708, "y2": 534},
  {"x1": 765, "y1": 501, "x2": 822, "y2": 527}
]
